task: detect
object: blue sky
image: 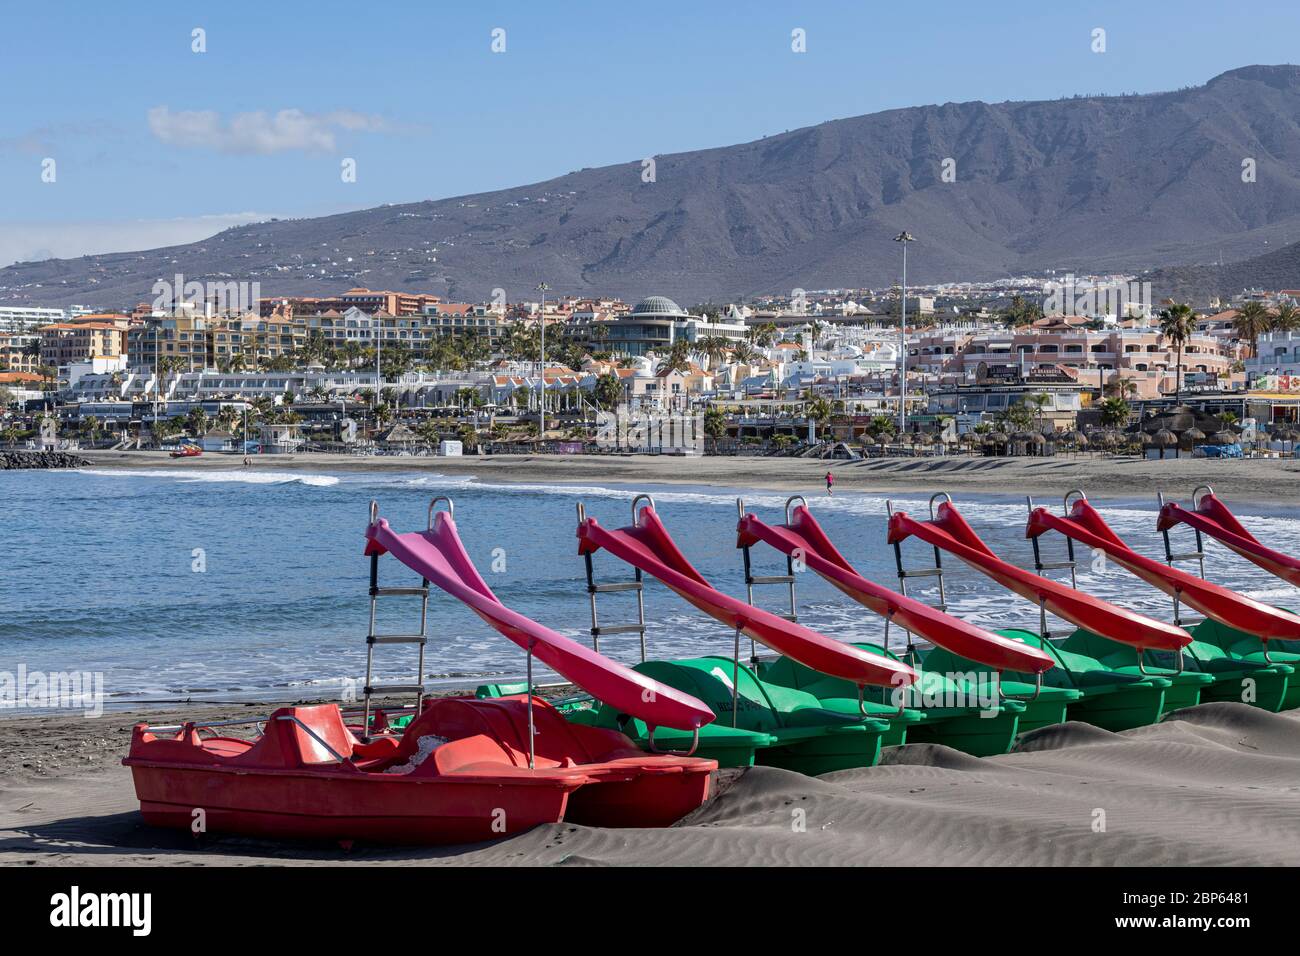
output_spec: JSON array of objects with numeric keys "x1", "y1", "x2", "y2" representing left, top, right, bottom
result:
[{"x1": 2, "y1": 0, "x2": 1297, "y2": 265}]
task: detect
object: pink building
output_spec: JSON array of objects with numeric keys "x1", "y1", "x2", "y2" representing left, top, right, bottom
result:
[{"x1": 909, "y1": 326, "x2": 1243, "y2": 399}]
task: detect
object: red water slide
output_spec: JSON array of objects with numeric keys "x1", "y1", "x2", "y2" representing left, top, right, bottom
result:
[
  {"x1": 366, "y1": 509, "x2": 715, "y2": 732},
  {"x1": 577, "y1": 501, "x2": 917, "y2": 689},
  {"x1": 1157, "y1": 487, "x2": 1300, "y2": 588},
  {"x1": 887, "y1": 498, "x2": 1190, "y2": 652},
  {"x1": 1027, "y1": 493, "x2": 1300, "y2": 642},
  {"x1": 737, "y1": 501, "x2": 1054, "y2": 673}
]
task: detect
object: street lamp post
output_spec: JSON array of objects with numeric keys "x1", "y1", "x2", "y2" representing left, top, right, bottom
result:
[
  {"x1": 374, "y1": 314, "x2": 382, "y2": 429},
  {"x1": 894, "y1": 232, "x2": 915, "y2": 437},
  {"x1": 536, "y1": 282, "x2": 550, "y2": 445}
]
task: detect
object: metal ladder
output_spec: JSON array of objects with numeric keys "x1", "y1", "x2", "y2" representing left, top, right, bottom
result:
[
  {"x1": 1029, "y1": 490, "x2": 1184, "y2": 675},
  {"x1": 577, "y1": 497, "x2": 648, "y2": 661},
  {"x1": 1025, "y1": 493, "x2": 1080, "y2": 640},
  {"x1": 361, "y1": 499, "x2": 432, "y2": 738},
  {"x1": 736, "y1": 496, "x2": 800, "y2": 667},
  {"x1": 884, "y1": 492, "x2": 954, "y2": 663},
  {"x1": 1155, "y1": 488, "x2": 1208, "y2": 630}
]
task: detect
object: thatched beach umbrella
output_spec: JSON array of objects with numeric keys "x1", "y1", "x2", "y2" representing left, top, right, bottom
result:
[
  {"x1": 1181, "y1": 427, "x2": 1206, "y2": 444},
  {"x1": 1153, "y1": 427, "x2": 1178, "y2": 459},
  {"x1": 1211, "y1": 430, "x2": 1237, "y2": 445},
  {"x1": 1274, "y1": 427, "x2": 1300, "y2": 457}
]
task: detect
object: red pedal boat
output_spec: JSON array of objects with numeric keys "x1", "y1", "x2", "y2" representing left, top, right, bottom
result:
[{"x1": 124, "y1": 497, "x2": 717, "y2": 845}]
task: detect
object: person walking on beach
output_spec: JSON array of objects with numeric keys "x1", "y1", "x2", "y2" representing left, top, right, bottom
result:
[{"x1": 825, "y1": 470, "x2": 834, "y2": 496}]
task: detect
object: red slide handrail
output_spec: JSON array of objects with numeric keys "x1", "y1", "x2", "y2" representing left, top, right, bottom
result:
[
  {"x1": 887, "y1": 499, "x2": 1190, "y2": 652},
  {"x1": 577, "y1": 504, "x2": 916, "y2": 689}
]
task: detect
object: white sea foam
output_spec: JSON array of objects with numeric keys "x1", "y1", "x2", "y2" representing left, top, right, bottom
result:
[{"x1": 80, "y1": 468, "x2": 340, "y2": 487}]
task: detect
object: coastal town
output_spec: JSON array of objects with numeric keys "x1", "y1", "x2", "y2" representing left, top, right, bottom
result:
[{"x1": 3, "y1": 276, "x2": 1300, "y2": 461}]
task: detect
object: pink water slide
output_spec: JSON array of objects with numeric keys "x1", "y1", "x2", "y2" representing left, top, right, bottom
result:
[
  {"x1": 887, "y1": 498, "x2": 1191, "y2": 652},
  {"x1": 365, "y1": 507, "x2": 715, "y2": 732},
  {"x1": 1027, "y1": 494, "x2": 1300, "y2": 642},
  {"x1": 1158, "y1": 488, "x2": 1300, "y2": 589},
  {"x1": 736, "y1": 501, "x2": 1054, "y2": 673},
  {"x1": 577, "y1": 501, "x2": 917, "y2": 689}
]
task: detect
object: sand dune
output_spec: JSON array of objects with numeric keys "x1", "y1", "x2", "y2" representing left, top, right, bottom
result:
[{"x1": 2, "y1": 703, "x2": 1297, "y2": 866}]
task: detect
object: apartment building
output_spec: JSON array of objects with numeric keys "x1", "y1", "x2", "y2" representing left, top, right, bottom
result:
[
  {"x1": 128, "y1": 315, "x2": 214, "y2": 370},
  {"x1": 0, "y1": 305, "x2": 65, "y2": 334},
  {"x1": 909, "y1": 326, "x2": 1242, "y2": 398},
  {"x1": 259, "y1": 288, "x2": 442, "y2": 318},
  {"x1": 0, "y1": 332, "x2": 40, "y2": 372},
  {"x1": 38, "y1": 316, "x2": 130, "y2": 366}
]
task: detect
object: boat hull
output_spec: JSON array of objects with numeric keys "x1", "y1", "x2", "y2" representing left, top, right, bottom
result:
[{"x1": 128, "y1": 764, "x2": 577, "y2": 844}]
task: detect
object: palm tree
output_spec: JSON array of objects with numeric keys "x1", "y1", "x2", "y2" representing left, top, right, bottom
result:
[
  {"x1": 186, "y1": 407, "x2": 210, "y2": 438},
  {"x1": 804, "y1": 393, "x2": 833, "y2": 444},
  {"x1": 868, "y1": 413, "x2": 896, "y2": 441},
  {"x1": 594, "y1": 373, "x2": 625, "y2": 411},
  {"x1": 1104, "y1": 376, "x2": 1138, "y2": 400},
  {"x1": 698, "y1": 335, "x2": 731, "y2": 371},
  {"x1": 656, "y1": 339, "x2": 691, "y2": 376},
  {"x1": 1233, "y1": 301, "x2": 1271, "y2": 358},
  {"x1": 1026, "y1": 393, "x2": 1051, "y2": 432},
  {"x1": 1099, "y1": 397, "x2": 1131, "y2": 429},
  {"x1": 1157, "y1": 303, "x2": 1197, "y2": 403},
  {"x1": 1272, "y1": 301, "x2": 1299, "y2": 333}
]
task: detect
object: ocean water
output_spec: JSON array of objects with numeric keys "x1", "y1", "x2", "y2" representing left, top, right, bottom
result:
[{"x1": 3, "y1": 466, "x2": 1299, "y2": 711}]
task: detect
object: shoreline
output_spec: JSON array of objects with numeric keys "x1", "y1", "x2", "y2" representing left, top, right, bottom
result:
[{"x1": 75, "y1": 449, "x2": 1300, "y2": 505}]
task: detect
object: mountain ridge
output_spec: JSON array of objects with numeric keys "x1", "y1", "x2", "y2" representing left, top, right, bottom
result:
[{"x1": 5, "y1": 64, "x2": 1300, "y2": 307}]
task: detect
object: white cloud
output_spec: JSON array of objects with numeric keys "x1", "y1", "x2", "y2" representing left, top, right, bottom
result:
[
  {"x1": 0, "y1": 213, "x2": 275, "y2": 268},
  {"x1": 147, "y1": 107, "x2": 390, "y2": 154}
]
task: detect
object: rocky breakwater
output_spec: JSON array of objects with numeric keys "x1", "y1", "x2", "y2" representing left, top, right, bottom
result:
[{"x1": 0, "y1": 451, "x2": 91, "y2": 470}]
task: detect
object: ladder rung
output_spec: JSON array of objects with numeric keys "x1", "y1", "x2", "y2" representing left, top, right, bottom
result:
[
  {"x1": 371, "y1": 586, "x2": 429, "y2": 597},
  {"x1": 1168, "y1": 552, "x2": 1204, "y2": 562},
  {"x1": 592, "y1": 623, "x2": 645, "y2": 635},
  {"x1": 588, "y1": 582, "x2": 642, "y2": 593},
  {"x1": 365, "y1": 684, "x2": 424, "y2": 695},
  {"x1": 899, "y1": 568, "x2": 943, "y2": 578},
  {"x1": 367, "y1": 634, "x2": 427, "y2": 645},
  {"x1": 1036, "y1": 561, "x2": 1076, "y2": 571},
  {"x1": 774, "y1": 612, "x2": 798, "y2": 622},
  {"x1": 748, "y1": 575, "x2": 795, "y2": 585}
]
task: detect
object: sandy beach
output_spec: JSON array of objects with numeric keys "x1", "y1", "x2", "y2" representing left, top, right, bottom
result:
[
  {"x1": 77, "y1": 449, "x2": 1300, "y2": 504},
  {"x1": 2, "y1": 701, "x2": 1298, "y2": 866},
  {"x1": 6, "y1": 452, "x2": 1300, "y2": 868}
]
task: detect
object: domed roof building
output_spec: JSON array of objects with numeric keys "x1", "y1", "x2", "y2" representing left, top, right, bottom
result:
[
  {"x1": 588, "y1": 295, "x2": 746, "y2": 357},
  {"x1": 630, "y1": 296, "x2": 689, "y2": 317}
]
